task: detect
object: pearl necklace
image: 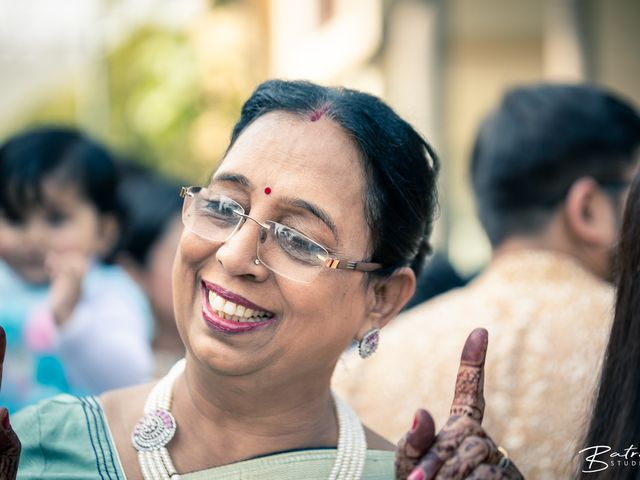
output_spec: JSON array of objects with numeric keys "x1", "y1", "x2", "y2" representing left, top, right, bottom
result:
[{"x1": 132, "y1": 359, "x2": 367, "y2": 480}]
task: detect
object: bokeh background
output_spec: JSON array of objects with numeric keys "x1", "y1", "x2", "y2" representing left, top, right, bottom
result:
[{"x1": 1, "y1": 0, "x2": 639, "y2": 274}]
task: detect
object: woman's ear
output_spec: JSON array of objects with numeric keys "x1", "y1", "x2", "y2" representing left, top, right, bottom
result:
[
  {"x1": 361, "y1": 266, "x2": 416, "y2": 336},
  {"x1": 96, "y1": 214, "x2": 120, "y2": 258}
]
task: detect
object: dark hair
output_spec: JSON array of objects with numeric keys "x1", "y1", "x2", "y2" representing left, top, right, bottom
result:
[
  {"x1": 0, "y1": 126, "x2": 120, "y2": 221},
  {"x1": 226, "y1": 79, "x2": 439, "y2": 276},
  {"x1": 579, "y1": 169, "x2": 640, "y2": 479},
  {"x1": 471, "y1": 84, "x2": 640, "y2": 247},
  {"x1": 116, "y1": 162, "x2": 183, "y2": 266}
]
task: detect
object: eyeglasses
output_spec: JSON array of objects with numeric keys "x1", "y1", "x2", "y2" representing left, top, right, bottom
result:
[{"x1": 180, "y1": 186, "x2": 382, "y2": 283}]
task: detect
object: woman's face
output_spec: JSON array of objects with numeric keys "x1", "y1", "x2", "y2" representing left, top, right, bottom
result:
[{"x1": 173, "y1": 111, "x2": 375, "y2": 381}]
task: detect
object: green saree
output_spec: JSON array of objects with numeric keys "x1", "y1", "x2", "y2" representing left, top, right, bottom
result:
[{"x1": 14, "y1": 395, "x2": 394, "y2": 479}]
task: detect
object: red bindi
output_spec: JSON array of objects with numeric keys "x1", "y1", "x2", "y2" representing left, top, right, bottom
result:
[{"x1": 264, "y1": 186, "x2": 272, "y2": 195}]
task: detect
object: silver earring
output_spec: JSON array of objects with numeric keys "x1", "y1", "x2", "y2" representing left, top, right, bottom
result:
[
  {"x1": 254, "y1": 258, "x2": 261, "y2": 265},
  {"x1": 358, "y1": 328, "x2": 380, "y2": 359}
]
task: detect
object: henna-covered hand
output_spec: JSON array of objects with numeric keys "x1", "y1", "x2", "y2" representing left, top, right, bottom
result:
[
  {"x1": 397, "y1": 328, "x2": 524, "y2": 480},
  {"x1": 0, "y1": 326, "x2": 21, "y2": 480},
  {"x1": 395, "y1": 408, "x2": 436, "y2": 478}
]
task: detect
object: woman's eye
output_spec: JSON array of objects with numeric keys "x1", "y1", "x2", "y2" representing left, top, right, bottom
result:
[
  {"x1": 203, "y1": 199, "x2": 239, "y2": 219},
  {"x1": 276, "y1": 226, "x2": 323, "y2": 262},
  {"x1": 208, "y1": 201, "x2": 236, "y2": 216}
]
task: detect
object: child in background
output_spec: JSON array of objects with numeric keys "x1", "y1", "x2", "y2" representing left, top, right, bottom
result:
[
  {"x1": 115, "y1": 163, "x2": 185, "y2": 376},
  {"x1": 0, "y1": 126, "x2": 154, "y2": 412}
]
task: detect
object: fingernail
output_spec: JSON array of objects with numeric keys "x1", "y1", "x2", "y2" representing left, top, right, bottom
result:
[
  {"x1": 411, "y1": 411, "x2": 420, "y2": 432},
  {"x1": 408, "y1": 468, "x2": 426, "y2": 480},
  {"x1": 461, "y1": 328, "x2": 488, "y2": 364},
  {"x1": 1, "y1": 410, "x2": 10, "y2": 430}
]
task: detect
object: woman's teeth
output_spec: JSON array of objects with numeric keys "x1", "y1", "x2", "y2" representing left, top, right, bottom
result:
[{"x1": 208, "y1": 291, "x2": 272, "y2": 323}]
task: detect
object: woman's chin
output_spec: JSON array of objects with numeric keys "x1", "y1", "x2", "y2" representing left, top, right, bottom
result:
[{"x1": 181, "y1": 314, "x2": 281, "y2": 377}]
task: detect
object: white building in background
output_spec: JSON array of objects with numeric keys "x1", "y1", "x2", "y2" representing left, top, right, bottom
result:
[{"x1": 268, "y1": 0, "x2": 383, "y2": 91}]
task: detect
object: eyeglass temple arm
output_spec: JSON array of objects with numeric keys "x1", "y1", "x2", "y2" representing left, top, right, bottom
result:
[{"x1": 322, "y1": 257, "x2": 383, "y2": 272}]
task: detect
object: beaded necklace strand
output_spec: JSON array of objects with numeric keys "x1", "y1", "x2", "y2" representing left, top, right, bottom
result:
[{"x1": 132, "y1": 359, "x2": 367, "y2": 480}]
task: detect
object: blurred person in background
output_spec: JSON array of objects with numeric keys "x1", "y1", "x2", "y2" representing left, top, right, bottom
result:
[
  {"x1": 403, "y1": 252, "x2": 471, "y2": 311},
  {"x1": 0, "y1": 127, "x2": 154, "y2": 411},
  {"x1": 579, "y1": 168, "x2": 640, "y2": 479},
  {"x1": 334, "y1": 83, "x2": 640, "y2": 478},
  {"x1": 115, "y1": 162, "x2": 185, "y2": 376}
]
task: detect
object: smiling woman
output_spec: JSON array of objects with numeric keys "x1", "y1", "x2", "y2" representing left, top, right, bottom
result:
[{"x1": 4, "y1": 80, "x2": 521, "y2": 480}]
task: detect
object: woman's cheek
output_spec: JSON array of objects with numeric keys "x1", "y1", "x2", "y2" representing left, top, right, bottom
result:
[
  {"x1": 291, "y1": 275, "x2": 366, "y2": 334},
  {"x1": 178, "y1": 232, "x2": 218, "y2": 265}
]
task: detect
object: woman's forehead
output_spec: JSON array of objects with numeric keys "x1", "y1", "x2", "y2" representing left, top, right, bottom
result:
[
  {"x1": 219, "y1": 112, "x2": 365, "y2": 196},
  {"x1": 215, "y1": 112, "x2": 371, "y2": 250}
]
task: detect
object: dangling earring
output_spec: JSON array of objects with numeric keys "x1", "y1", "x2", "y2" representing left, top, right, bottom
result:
[{"x1": 358, "y1": 328, "x2": 380, "y2": 359}]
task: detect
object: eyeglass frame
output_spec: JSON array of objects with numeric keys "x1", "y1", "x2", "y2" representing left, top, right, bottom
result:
[{"x1": 179, "y1": 186, "x2": 383, "y2": 281}]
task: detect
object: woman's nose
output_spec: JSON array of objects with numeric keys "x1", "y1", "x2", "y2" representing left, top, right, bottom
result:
[{"x1": 215, "y1": 219, "x2": 269, "y2": 281}]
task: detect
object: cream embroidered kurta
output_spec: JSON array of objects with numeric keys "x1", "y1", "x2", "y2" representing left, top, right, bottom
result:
[{"x1": 333, "y1": 250, "x2": 614, "y2": 479}]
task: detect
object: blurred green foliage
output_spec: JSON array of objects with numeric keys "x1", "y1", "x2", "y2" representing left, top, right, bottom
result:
[
  {"x1": 12, "y1": 21, "x2": 254, "y2": 185},
  {"x1": 106, "y1": 27, "x2": 205, "y2": 183}
]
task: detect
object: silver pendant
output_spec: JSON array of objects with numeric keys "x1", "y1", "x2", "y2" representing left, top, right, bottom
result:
[{"x1": 132, "y1": 409, "x2": 177, "y2": 452}]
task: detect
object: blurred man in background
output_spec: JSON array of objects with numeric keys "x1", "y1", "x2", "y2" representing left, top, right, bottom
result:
[{"x1": 334, "y1": 84, "x2": 640, "y2": 478}]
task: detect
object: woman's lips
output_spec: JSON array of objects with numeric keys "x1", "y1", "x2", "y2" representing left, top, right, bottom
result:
[
  {"x1": 200, "y1": 280, "x2": 276, "y2": 334},
  {"x1": 202, "y1": 280, "x2": 272, "y2": 312}
]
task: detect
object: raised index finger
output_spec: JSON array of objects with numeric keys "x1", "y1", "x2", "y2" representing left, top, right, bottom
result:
[{"x1": 450, "y1": 328, "x2": 488, "y2": 423}]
